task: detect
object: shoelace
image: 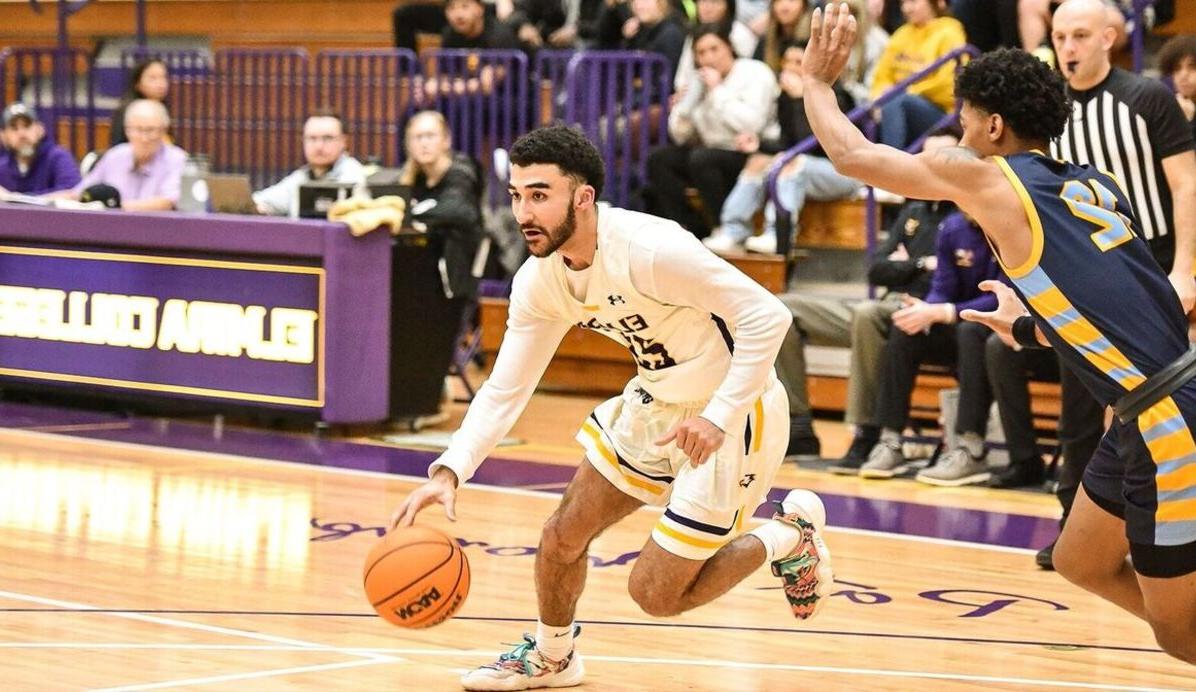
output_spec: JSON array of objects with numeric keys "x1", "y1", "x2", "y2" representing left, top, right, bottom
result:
[{"x1": 496, "y1": 634, "x2": 538, "y2": 674}]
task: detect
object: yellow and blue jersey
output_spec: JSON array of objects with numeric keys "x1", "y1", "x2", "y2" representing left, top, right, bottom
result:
[{"x1": 993, "y1": 151, "x2": 1188, "y2": 408}]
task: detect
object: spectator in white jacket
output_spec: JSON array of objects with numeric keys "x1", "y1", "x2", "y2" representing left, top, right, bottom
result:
[
  {"x1": 253, "y1": 110, "x2": 366, "y2": 217},
  {"x1": 644, "y1": 24, "x2": 777, "y2": 237}
]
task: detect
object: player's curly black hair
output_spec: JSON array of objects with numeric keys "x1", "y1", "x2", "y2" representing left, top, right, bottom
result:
[
  {"x1": 955, "y1": 48, "x2": 1071, "y2": 143},
  {"x1": 508, "y1": 124, "x2": 605, "y2": 198}
]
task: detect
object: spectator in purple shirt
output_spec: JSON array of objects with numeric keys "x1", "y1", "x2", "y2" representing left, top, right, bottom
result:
[
  {"x1": 69, "y1": 100, "x2": 186, "y2": 212},
  {"x1": 0, "y1": 103, "x2": 81, "y2": 196},
  {"x1": 857, "y1": 211, "x2": 1004, "y2": 487}
]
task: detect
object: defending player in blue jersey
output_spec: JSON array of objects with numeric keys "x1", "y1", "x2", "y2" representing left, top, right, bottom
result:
[{"x1": 803, "y1": 3, "x2": 1196, "y2": 665}]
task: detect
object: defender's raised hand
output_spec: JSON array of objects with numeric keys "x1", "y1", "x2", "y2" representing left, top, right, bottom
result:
[{"x1": 801, "y1": 2, "x2": 857, "y2": 86}]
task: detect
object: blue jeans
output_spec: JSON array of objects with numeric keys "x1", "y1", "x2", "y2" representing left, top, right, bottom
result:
[
  {"x1": 878, "y1": 93, "x2": 947, "y2": 149},
  {"x1": 720, "y1": 155, "x2": 861, "y2": 241}
]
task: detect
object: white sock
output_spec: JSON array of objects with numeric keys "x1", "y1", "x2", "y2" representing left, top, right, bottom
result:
[
  {"x1": 535, "y1": 621, "x2": 575, "y2": 661},
  {"x1": 748, "y1": 520, "x2": 802, "y2": 564}
]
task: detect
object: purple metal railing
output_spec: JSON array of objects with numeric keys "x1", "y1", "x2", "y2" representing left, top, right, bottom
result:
[
  {"x1": 532, "y1": 49, "x2": 575, "y2": 125},
  {"x1": 562, "y1": 51, "x2": 671, "y2": 210},
  {"x1": 314, "y1": 49, "x2": 419, "y2": 167},
  {"x1": 0, "y1": 47, "x2": 9, "y2": 108},
  {"x1": 421, "y1": 49, "x2": 529, "y2": 207},
  {"x1": 207, "y1": 49, "x2": 309, "y2": 189},
  {"x1": 0, "y1": 41, "x2": 974, "y2": 210},
  {"x1": 2, "y1": 46, "x2": 96, "y2": 155},
  {"x1": 767, "y1": 45, "x2": 980, "y2": 278}
]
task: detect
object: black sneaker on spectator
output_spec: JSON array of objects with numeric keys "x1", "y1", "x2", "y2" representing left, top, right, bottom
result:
[
  {"x1": 786, "y1": 415, "x2": 821, "y2": 461},
  {"x1": 828, "y1": 433, "x2": 879, "y2": 475},
  {"x1": 986, "y1": 462, "x2": 1046, "y2": 489},
  {"x1": 787, "y1": 434, "x2": 821, "y2": 460}
]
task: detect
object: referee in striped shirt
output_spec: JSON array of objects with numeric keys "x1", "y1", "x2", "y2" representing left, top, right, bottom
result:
[{"x1": 1036, "y1": 0, "x2": 1196, "y2": 570}]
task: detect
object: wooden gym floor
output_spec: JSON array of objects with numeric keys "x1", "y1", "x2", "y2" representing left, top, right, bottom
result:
[{"x1": 0, "y1": 393, "x2": 1192, "y2": 691}]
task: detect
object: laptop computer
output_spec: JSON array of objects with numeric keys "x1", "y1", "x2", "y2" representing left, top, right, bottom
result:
[
  {"x1": 206, "y1": 173, "x2": 259, "y2": 215},
  {"x1": 298, "y1": 180, "x2": 358, "y2": 219}
]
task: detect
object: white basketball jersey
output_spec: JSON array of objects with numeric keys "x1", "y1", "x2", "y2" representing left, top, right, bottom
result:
[{"x1": 512, "y1": 206, "x2": 734, "y2": 403}]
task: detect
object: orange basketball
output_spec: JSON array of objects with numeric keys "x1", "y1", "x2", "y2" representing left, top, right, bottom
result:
[{"x1": 363, "y1": 525, "x2": 470, "y2": 629}]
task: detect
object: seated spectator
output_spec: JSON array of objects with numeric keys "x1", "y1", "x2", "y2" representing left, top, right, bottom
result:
[
  {"x1": 597, "y1": 0, "x2": 688, "y2": 83},
  {"x1": 705, "y1": 39, "x2": 858, "y2": 254},
  {"x1": 1159, "y1": 34, "x2": 1196, "y2": 141},
  {"x1": 774, "y1": 128, "x2": 959, "y2": 462},
  {"x1": 442, "y1": 0, "x2": 521, "y2": 49},
  {"x1": 254, "y1": 110, "x2": 365, "y2": 217},
  {"x1": 950, "y1": 0, "x2": 1019, "y2": 53},
  {"x1": 401, "y1": 111, "x2": 483, "y2": 297},
  {"x1": 388, "y1": 110, "x2": 485, "y2": 420},
  {"x1": 753, "y1": 0, "x2": 813, "y2": 72},
  {"x1": 0, "y1": 103, "x2": 81, "y2": 196},
  {"x1": 643, "y1": 25, "x2": 775, "y2": 237},
  {"x1": 859, "y1": 211, "x2": 1001, "y2": 486},
  {"x1": 984, "y1": 330, "x2": 1059, "y2": 488},
  {"x1": 510, "y1": 0, "x2": 603, "y2": 49},
  {"x1": 737, "y1": 0, "x2": 769, "y2": 36},
  {"x1": 419, "y1": 0, "x2": 523, "y2": 102},
  {"x1": 838, "y1": 0, "x2": 889, "y2": 104},
  {"x1": 869, "y1": 0, "x2": 966, "y2": 149},
  {"x1": 675, "y1": 0, "x2": 758, "y2": 95},
  {"x1": 394, "y1": 0, "x2": 514, "y2": 50},
  {"x1": 109, "y1": 59, "x2": 170, "y2": 147},
  {"x1": 69, "y1": 100, "x2": 185, "y2": 212}
]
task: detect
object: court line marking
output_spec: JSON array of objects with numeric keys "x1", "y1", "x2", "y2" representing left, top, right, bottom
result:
[
  {"x1": 0, "y1": 430, "x2": 1172, "y2": 685},
  {"x1": 0, "y1": 590, "x2": 377, "y2": 657},
  {"x1": 22, "y1": 422, "x2": 135, "y2": 433},
  {"x1": 91, "y1": 658, "x2": 390, "y2": 692},
  {"x1": 0, "y1": 590, "x2": 399, "y2": 691},
  {"x1": 0, "y1": 643, "x2": 1177, "y2": 691},
  {"x1": 0, "y1": 427, "x2": 1044, "y2": 557},
  {"x1": 0, "y1": 615, "x2": 1164, "y2": 655}
]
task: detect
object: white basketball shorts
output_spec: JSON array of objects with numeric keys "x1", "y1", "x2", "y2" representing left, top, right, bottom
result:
[{"x1": 576, "y1": 375, "x2": 789, "y2": 560}]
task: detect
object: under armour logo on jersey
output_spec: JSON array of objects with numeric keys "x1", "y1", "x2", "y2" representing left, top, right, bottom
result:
[
  {"x1": 607, "y1": 294, "x2": 625, "y2": 306},
  {"x1": 739, "y1": 473, "x2": 756, "y2": 488}
]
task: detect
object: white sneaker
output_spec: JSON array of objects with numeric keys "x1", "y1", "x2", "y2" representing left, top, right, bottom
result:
[
  {"x1": 858, "y1": 441, "x2": 909, "y2": 479},
  {"x1": 460, "y1": 631, "x2": 585, "y2": 690},
  {"x1": 701, "y1": 229, "x2": 744, "y2": 254},
  {"x1": 743, "y1": 233, "x2": 778, "y2": 254},
  {"x1": 915, "y1": 447, "x2": 992, "y2": 487},
  {"x1": 769, "y1": 489, "x2": 834, "y2": 620}
]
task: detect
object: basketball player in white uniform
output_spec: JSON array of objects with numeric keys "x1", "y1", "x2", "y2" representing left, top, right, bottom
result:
[{"x1": 392, "y1": 125, "x2": 833, "y2": 691}]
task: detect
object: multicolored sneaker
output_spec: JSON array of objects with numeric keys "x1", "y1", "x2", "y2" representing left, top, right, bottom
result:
[
  {"x1": 460, "y1": 629, "x2": 585, "y2": 691},
  {"x1": 769, "y1": 489, "x2": 834, "y2": 620}
]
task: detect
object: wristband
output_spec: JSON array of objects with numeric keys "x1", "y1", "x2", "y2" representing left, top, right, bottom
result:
[{"x1": 1012, "y1": 315, "x2": 1044, "y2": 349}]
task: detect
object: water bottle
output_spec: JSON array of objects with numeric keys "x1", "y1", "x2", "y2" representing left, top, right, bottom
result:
[{"x1": 179, "y1": 153, "x2": 211, "y2": 213}]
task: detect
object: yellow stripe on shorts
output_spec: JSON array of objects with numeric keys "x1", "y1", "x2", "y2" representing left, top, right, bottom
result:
[
  {"x1": 653, "y1": 520, "x2": 726, "y2": 550},
  {"x1": 580, "y1": 421, "x2": 665, "y2": 496},
  {"x1": 751, "y1": 396, "x2": 764, "y2": 454}
]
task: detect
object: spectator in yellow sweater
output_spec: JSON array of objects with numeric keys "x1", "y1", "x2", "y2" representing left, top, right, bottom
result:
[{"x1": 869, "y1": 0, "x2": 966, "y2": 148}]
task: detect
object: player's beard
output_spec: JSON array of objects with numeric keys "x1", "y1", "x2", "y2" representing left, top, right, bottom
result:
[{"x1": 524, "y1": 203, "x2": 576, "y2": 258}]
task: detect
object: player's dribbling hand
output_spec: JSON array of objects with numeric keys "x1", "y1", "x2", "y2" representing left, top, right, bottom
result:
[
  {"x1": 656, "y1": 417, "x2": 725, "y2": 467},
  {"x1": 800, "y1": 2, "x2": 857, "y2": 86},
  {"x1": 390, "y1": 466, "x2": 459, "y2": 528}
]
